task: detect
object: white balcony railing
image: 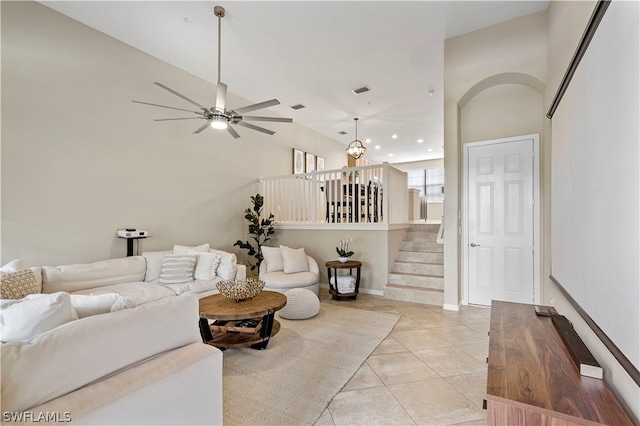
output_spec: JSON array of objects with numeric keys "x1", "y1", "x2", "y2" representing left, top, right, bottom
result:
[{"x1": 259, "y1": 162, "x2": 408, "y2": 225}]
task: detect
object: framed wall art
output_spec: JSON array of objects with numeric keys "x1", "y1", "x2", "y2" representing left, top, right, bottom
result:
[
  {"x1": 305, "y1": 152, "x2": 316, "y2": 173},
  {"x1": 293, "y1": 149, "x2": 304, "y2": 174},
  {"x1": 316, "y1": 156, "x2": 325, "y2": 172}
]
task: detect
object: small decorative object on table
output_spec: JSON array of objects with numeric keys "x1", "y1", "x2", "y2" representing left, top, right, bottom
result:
[
  {"x1": 216, "y1": 278, "x2": 265, "y2": 302},
  {"x1": 336, "y1": 236, "x2": 354, "y2": 263}
]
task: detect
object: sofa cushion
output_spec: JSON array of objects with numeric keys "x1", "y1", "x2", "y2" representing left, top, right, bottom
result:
[
  {"x1": 186, "y1": 250, "x2": 221, "y2": 281},
  {"x1": 259, "y1": 271, "x2": 319, "y2": 289},
  {"x1": 281, "y1": 246, "x2": 309, "y2": 274},
  {"x1": 261, "y1": 246, "x2": 284, "y2": 272},
  {"x1": 1, "y1": 259, "x2": 25, "y2": 273},
  {"x1": 0, "y1": 292, "x2": 77, "y2": 343},
  {"x1": 172, "y1": 243, "x2": 210, "y2": 254},
  {"x1": 26, "y1": 342, "x2": 223, "y2": 426},
  {"x1": 70, "y1": 293, "x2": 136, "y2": 318},
  {"x1": 142, "y1": 250, "x2": 172, "y2": 283},
  {"x1": 70, "y1": 282, "x2": 176, "y2": 305},
  {"x1": 188, "y1": 277, "x2": 223, "y2": 294},
  {"x1": 0, "y1": 292, "x2": 202, "y2": 413},
  {"x1": 42, "y1": 257, "x2": 146, "y2": 294},
  {"x1": 159, "y1": 255, "x2": 197, "y2": 284},
  {"x1": 208, "y1": 249, "x2": 237, "y2": 281},
  {"x1": 0, "y1": 269, "x2": 40, "y2": 299}
]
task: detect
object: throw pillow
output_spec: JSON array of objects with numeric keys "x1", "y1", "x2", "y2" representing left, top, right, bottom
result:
[
  {"x1": 70, "y1": 293, "x2": 136, "y2": 318},
  {"x1": 1, "y1": 259, "x2": 25, "y2": 273},
  {"x1": 208, "y1": 249, "x2": 238, "y2": 281},
  {"x1": 281, "y1": 246, "x2": 309, "y2": 274},
  {"x1": 261, "y1": 246, "x2": 284, "y2": 272},
  {"x1": 172, "y1": 243, "x2": 210, "y2": 255},
  {"x1": 159, "y1": 254, "x2": 197, "y2": 284},
  {"x1": 0, "y1": 269, "x2": 40, "y2": 299},
  {"x1": 0, "y1": 292, "x2": 76, "y2": 343},
  {"x1": 186, "y1": 250, "x2": 222, "y2": 281}
]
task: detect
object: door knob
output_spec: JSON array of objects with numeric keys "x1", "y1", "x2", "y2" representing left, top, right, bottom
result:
[{"x1": 470, "y1": 243, "x2": 481, "y2": 247}]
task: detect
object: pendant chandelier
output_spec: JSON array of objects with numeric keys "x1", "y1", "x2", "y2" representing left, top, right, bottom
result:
[{"x1": 346, "y1": 117, "x2": 367, "y2": 159}]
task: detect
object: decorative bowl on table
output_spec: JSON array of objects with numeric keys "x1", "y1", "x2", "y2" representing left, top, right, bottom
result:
[{"x1": 216, "y1": 278, "x2": 265, "y2": 302}]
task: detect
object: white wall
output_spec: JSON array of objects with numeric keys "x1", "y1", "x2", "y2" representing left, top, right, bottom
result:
[
  {"x1": 1, "y1": 1, "x2": 347, "y2": 267},
  {"x1": 460, "y1": 84, "x2": 543, "y2": 143},
  {"x1": 543, "y1": 0, "x2": 639, "y2": 418},
  {"x1": 444, "y1": 10, "x2": 547, "y2": 307},
  {"x1": 271, "y1": 227, "x2": 408, "y2": 294}
]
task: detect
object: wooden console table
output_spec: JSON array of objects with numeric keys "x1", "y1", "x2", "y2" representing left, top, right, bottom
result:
[{"x1": 486, "y1": 300, "x2": 633, "y2": 425}]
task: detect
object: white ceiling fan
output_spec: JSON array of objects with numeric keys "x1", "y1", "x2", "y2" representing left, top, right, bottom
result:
[{"x1": 132, "y1": 5, "x2": 292, "y2": 138}]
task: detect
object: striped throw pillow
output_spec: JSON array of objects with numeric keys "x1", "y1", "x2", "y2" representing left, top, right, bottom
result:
[{"x1": 159, "y1": 255, "x2": 197, "y2": 284}]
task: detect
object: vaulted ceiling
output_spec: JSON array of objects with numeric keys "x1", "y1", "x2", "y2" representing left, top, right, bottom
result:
[{"x1": 40, "y1": 1, "x2": 549, "y2": 164}]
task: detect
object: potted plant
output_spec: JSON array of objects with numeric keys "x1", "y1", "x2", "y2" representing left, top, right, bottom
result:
[
  {"x1": 234, "y1": 193, "x2": 276, "y2": 272},
  {"x1": 336, "y1": 236, "x2": 354, "y2": 263}
]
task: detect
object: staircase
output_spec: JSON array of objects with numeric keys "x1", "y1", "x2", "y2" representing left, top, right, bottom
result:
[{"x1": 384, "y1": 223, "x2": 444, "y2": 306}]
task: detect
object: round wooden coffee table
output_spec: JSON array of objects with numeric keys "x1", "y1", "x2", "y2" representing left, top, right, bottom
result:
[{"x1": 198, "y1": 290, "x2": 286, "y2": 350}]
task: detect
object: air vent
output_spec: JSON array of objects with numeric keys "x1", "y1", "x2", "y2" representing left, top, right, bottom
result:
[
  {"x1": 338, "y1": 131, "x2": 348, "y2": 135},
  {"x1": 290, "y1": 104, "x2": 306, "y2": 110},
  {"x1": 351, "y1": 86, "x2": 370, "y2": 95}
]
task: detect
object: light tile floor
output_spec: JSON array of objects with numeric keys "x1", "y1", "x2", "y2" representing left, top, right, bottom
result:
[{"x1": 314, "y1": 291, "x2": 491, "y2": 426}]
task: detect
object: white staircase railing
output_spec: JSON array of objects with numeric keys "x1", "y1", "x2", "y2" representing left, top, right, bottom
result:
[{"x1": 259, "y1": 162, "x2": 408, "y2": 225}]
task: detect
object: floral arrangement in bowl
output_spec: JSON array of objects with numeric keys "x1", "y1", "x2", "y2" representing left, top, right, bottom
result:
[
  {"x1": 336, "y1": 236, "x2": 354, "y2": 263},
  {"x1": 216, "y1": 278, "x2": 265, "y2": 302}
]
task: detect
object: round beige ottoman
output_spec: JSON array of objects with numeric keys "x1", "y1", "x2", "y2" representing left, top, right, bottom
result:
[{"x1": 279, "y1": 288, "x2": 320, "y2": 320}]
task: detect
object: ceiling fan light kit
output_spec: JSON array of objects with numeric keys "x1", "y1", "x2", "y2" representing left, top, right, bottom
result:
[
  {"x1": 131, "y1": 5, "x2": 292, "y2": 138},
  {"x1": 346, "y1": 118, "x2": 367, "y2": 159}
]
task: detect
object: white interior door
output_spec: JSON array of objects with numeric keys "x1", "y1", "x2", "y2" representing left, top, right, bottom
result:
[{"x1": 466, "y1": 136, "x2": 538, "y2": 306}]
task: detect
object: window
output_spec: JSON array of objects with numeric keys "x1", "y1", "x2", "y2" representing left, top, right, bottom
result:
[{"x1": 407, "y1": 168, "x2": 444, "y2": 202}]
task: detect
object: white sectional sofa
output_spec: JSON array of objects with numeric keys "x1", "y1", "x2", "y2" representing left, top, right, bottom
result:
[{"x1": 0, "y1": 244, "x2": 244, "y2": 425}]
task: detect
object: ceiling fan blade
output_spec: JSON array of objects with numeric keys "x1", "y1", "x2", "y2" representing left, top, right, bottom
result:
[
  {"x1": 241, "y1": 116, "x2": 293, "y2": 123},
  {"x1": 233, "y1": 99, "x2": 281, "y2": 115},
  {"x1": 226, "y1": 125, "x2": 241, "y2": 139},
  {"x1": 236, "y1": 121, "x2": 276, "y2": 136},
  {"x1": 154, "y1": 117, "x2": 202, "y2": 121},
  {"x1": 215, "y1": 82, "x2": 227, "y2": 112},
  {"x1": 154, "y1": 82, "x2": 208, "y2": 111},
  {"x1": 132, "y1": 100, "x2": 198, "y2": 114},
  {"x1": 193, "y1": 122, "x2": 211, "y2": 134}
]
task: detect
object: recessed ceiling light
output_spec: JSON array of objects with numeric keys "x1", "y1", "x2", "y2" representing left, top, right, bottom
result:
[
  {"x1": 338, "y1": 131, "x2": 348, "y2": 135},
  {"x1": 417, "y1": 139, "x2": 424, "y2": 143},
  {"x1": 365, "y1": 138, "x2": 371, "y2": 143},
  {"x1": 427, "y1": 148, "x2": 433, "y2": 152},
  {"x1": 388, "y1": 153, "x2": 394, "y2": 157},
  {"x1": 290, "y1": 104, "x2": 306, "y2": 110},
  {"x1": 375, "y1": 145, "x2": 381, "y2": 150},
  {"x1": 391, "y1": 134, "x2": 398, "y2": 139}
]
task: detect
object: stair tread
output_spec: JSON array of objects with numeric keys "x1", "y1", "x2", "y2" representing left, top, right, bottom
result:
[
  {"x1": 388, "y1": 272, "x2": 444, "y2": 278},
  {"x1": 385, "y1": 284, "x2": 444, "y2": 293},
  {"x1": 394, "y1": 260, "x2": 443, "y2": 266}
]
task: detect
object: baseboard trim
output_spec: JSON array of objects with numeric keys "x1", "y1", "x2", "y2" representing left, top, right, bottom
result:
[{"x1": 443, "y1": 303, "x2": 460, "y2": 312}]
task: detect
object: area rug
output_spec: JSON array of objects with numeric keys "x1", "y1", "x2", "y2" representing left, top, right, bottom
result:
[{"x1": 222, "y1": 303, "x2": 400, "y2": 425}]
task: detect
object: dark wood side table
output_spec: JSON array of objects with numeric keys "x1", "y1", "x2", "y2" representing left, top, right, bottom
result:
[
  {"x1": 325, "y1": 260, "x2": 362, "y2": 300},
  {"x1": 198, "y1": 291, "x2": 286, "y2": 350}
]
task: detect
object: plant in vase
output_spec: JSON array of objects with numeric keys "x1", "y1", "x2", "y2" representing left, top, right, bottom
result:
[
  {"x1": 234, "y1": 193, "x2": 276, "y2": 272},
  {"x1": 336, "y1": 236, "x2": 354, "y2": 263}
]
